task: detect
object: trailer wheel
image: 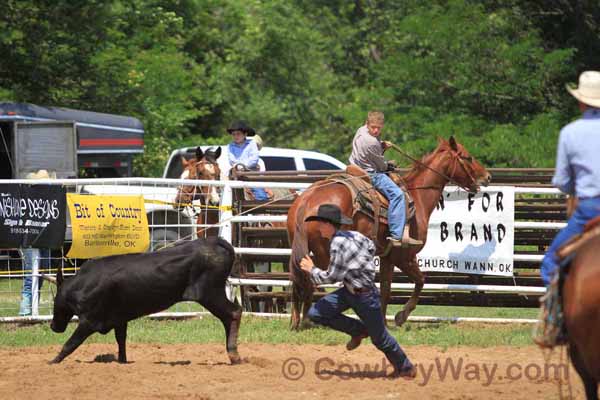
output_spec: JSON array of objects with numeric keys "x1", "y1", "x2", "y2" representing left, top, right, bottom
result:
[{"x1": 149, "y1": 229, "x2": 180, "y2": 252}]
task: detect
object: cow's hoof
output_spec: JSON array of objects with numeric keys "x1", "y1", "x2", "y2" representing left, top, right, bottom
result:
[
  {"x1": 48, "y1": 358, "x2": 61, "y2": 365},
  {"x1": 228, "y1": 352, "x2": 241, "y2": 365}
]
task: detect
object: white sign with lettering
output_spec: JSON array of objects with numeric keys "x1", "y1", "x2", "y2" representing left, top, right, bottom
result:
[{"x1": 414, "y1": 186, "x2": 515, "y2": 276}]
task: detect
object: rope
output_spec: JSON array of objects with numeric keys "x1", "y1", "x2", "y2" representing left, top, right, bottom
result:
[
  {"x1": 0, "y1": 126, "x2": 14, "y2": 173},
  {"x1": 157, "y1": 172, "x2": 376, "y2": 250},
  {"x1": 0, "y1": 266, "x2": 78, "y2": 276},
  {"x1": 144, "y1": 198, "x2": 232, "y2": 211},
  {"x1": 558, "y1": 344, "x2": 573, "y2": 400},
  {"x1": 159, "y1": 144, "x2": 481, "y2": 250}
]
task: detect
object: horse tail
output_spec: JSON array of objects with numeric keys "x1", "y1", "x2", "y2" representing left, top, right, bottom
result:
[{"x1": 289, "y1": 203, "x2": 311, "y2": 330}]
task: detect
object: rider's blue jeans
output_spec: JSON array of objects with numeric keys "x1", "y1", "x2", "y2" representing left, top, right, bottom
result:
[
  {"x1": 540, "y1": 197, "x2": 600, "y2": 286},
  {"x1": 251, "y1": 188, "x2": 269, "y2": 201},
  {"x1": 370, "y1": 172, "x2": 406, "y2": 239},
  {"x1": 307, "y1": 286, "x2": 410, "y2": 370}
]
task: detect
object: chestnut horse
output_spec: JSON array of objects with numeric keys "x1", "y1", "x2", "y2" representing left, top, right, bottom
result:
[
  {"x1": 562, "y1": 231, "x2": 600, "y2": 399},
  {"x1": 287, "y1": 137, "x2": 491, "y2": 329},
  {"x1": 174, "y1": 147, "x2": 222, "y2": 238}
]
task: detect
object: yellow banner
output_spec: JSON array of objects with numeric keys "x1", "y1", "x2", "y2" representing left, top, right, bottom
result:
[{"x1": 66, "y1": 194, "x2": 149, "y2": 258}]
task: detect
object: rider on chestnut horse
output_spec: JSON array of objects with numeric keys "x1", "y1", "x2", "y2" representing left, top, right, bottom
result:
[
  {"x1": 349, "y1": 111, "x2": 422, "y2": 248},
  {"x1": 535, "y1": 71, "x2": 600, "y2": 348}
]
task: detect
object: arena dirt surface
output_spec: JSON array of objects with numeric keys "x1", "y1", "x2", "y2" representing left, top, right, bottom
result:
[{"x1": 0, "y1": 343, "x2": 585, "y2": 399}]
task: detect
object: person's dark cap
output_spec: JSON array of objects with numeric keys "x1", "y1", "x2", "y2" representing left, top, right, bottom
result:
[
  {"x1": 305, "y1": 204, "x2": 353, "y2": 225},
  {"x1": 226, "y1": 121, "x2": 255, "y2": 136}
]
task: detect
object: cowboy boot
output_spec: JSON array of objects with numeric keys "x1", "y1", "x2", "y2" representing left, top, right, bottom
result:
[
  {"x1": 386, "y1": 353, "x2": 417, "y2": 379},
  {"x1": 346, "y1": 332, "x2": 369, "y2": 351}
]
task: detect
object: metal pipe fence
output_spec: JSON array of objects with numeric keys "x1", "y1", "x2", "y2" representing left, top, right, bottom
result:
[{"x1": 0, "y1": 176, "x2": 564, "y2": 320}]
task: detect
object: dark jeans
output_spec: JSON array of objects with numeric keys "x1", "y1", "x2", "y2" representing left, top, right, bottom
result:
[{"x1": 307, "y1": 286, "x2": 409, "y2": 369}]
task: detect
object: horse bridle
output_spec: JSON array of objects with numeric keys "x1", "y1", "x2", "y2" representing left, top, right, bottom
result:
[{"x1": 177, "y1": 158, "x2": 220, "y2": 212}]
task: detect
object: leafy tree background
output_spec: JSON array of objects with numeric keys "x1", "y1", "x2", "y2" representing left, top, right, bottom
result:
[{"x1": 0, "y1": 0, "x2": 598, "y2": 176}]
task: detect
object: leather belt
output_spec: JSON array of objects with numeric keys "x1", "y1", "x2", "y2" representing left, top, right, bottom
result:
[{"x1": 346, "y1": 284, "x2": 371, "y2": 295}]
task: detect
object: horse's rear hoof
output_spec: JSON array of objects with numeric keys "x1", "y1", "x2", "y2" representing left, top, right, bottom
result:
[
  {"x1": 300, "y1": 319, "x2": 315, "y2": 330},
  {"x1": 290, "y1": 317, "x2": 301, "y2": 331},
  {"x1": 394, "y1": 311, "x2": 408, "y2": 327}
]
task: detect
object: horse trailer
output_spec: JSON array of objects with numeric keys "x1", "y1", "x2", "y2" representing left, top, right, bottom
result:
[{"x1": 0, "y1": 102, "x2": 144, "y2": 178}]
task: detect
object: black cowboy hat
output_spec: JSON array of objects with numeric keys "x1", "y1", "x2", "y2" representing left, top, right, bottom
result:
[
  {"x1": 305, "y1": 204, "x2": 353, "y2": 225},
  {"x1": 226, "y1": 121, "x2": 256, "y2": 136}
]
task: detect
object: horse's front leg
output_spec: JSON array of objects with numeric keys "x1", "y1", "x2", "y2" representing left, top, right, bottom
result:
[
  {"x1": 378, "y1": 256, "x2": 394, "y2": 326},
  {"x1": 395, "y1": 256, "x2": 424, "y2": 327}
]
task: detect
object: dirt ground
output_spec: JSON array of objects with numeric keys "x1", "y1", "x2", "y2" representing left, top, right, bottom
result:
[{"x1": 0, "y1": 343, "x2": 585, "y2": 399}]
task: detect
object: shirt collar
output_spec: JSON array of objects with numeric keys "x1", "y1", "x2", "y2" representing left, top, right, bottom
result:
[
  {"x1": 230, "y1": 139, "x2": 250, "y2": 148},
  {"x1": 583, "y1": 107, "x2": 600, "y2": 119}
]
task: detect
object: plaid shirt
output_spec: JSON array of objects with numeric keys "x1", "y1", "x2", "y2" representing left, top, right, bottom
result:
[{"x1": 310, "y1": 230, "x2": 376, "y2": 290}]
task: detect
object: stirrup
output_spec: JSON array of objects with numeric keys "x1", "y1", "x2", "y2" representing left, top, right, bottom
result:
[{"x1": 387, "y1": 227, "x2": 423, "y2": 248}]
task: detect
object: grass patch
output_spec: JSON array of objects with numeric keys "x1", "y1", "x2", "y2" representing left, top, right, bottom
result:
[{"x1": 0, "y1": 315, "x2": 535, "y2": 349}]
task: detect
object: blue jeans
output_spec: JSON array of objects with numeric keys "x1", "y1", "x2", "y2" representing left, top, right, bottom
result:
[
  {"x1": 540, "y1": 197, "x2": 600, "y2": 286},
  {"x1": 19, "y1": 248, "x2": 51, "y2": 315},
  {"x1": 307, "y1": 286, "x2": 409, "y2": 369},
  {"x1": 370, "y1": 172, "x2": 406, "y2": 238},
  {"x1": 251, "y1": 188, "x2": 269, "y2": 201}
]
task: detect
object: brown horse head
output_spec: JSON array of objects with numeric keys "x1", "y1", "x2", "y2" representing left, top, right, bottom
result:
[
  {"x1": 397, "y1": 136, "x2": 491, "y2": 193},
  {"x1": 175, "y1": 146, "x2": 222, "y2": 208}
]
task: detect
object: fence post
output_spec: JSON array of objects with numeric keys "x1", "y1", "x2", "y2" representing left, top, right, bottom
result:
[
  {"x1": 220, "y1": 182, "x2": 233, "y2": 244},
  {"x1": 220, "y1": 182, "x2": 237, "y2": 302}
]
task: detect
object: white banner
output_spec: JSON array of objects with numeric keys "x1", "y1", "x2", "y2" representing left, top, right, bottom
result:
[{"x1": 415, "y1": 186, "x2": 515, "y2": 276}]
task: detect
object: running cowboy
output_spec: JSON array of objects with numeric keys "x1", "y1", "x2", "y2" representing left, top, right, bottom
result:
[
  {"x1": 536, "y1": 70, "x2": 600, "y2": 347},
  {"x1": 349, "y1": 111, "x2": 421, "y2": 247},
  {"x1": 300, "y1": 204, "x2": 417, "y2": 378},
  {"x1": 227, "y1": 121, "x2": 270, "y2": 201}
]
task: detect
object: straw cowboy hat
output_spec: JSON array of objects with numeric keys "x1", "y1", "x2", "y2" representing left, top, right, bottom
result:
[
  {"x1": 253, "y1": 134, "x2": 264, "y2": 150},
  {"x1": 567, "y1": 71, "x2": 600, "y2": 108},
  {"x1": 25, "y1": 169, "x2": 56, "y2": 179},
  {"x1": 226, "y1": 121, "x2": 256, "y2": 136}
]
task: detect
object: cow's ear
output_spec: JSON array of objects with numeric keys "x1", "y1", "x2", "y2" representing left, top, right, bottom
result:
[
  {"x1": 214, "y1": 146, "x2": 222, "y2": 159},
  {"x1": 196, "y1": 147, "x2": 204, "y2": 160}
]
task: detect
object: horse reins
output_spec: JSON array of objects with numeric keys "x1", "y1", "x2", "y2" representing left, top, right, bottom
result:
[{"x1": 387, "y1": 143, "x2": 475, "y2": 192}]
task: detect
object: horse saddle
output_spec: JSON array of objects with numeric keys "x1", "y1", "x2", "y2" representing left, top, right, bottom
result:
[
  {"x1": 556, "y1": 215, "x2": 600, "y2": 260},
  {"x1": 323, "y1": 165, "x2": 415, "y2": 241}
]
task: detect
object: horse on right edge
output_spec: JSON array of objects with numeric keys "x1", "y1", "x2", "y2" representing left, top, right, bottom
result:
[{"x1": 559, "y1": 219, "x2": 600, "y2": 399}]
